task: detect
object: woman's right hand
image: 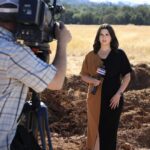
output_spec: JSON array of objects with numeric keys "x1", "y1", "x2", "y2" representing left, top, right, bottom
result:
[
  {"x1": 81, "y1": 75, "x2": 102, "y2": 86},
  {"x1": 92, "y1": 78, "x2": 101, "y2": 86}
]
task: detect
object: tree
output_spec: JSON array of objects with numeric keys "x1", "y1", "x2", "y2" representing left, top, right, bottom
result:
[
  {"x1": 61, "y1": 3, "x2": 150, "y2": 25},
  {"x1": 102, "y1": 14, "x2": 118, "y2": 24}
]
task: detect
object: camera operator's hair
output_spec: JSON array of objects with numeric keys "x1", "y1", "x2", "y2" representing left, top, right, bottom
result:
[{"x1": 0, "y1": 0, "x2": 18, "y2": 22}]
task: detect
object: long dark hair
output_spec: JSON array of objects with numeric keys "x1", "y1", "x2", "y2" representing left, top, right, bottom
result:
[{"x1": 93, "y1": 24, "x2": 119, "y2": 54}]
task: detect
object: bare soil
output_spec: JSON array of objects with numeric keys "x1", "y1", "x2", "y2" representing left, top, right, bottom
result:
[{"x1": 41, "y1": 63, "x2": 150, "y2": 150}]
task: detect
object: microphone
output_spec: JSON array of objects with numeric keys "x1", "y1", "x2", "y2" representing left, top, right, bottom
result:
[{"x1": 91, "y1": 65, "x2": 106, "y2": 95}]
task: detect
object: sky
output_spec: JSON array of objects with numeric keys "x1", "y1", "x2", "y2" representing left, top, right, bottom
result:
[{"x1": 89, "y1": 0, "x2": 150, "y2": 5}]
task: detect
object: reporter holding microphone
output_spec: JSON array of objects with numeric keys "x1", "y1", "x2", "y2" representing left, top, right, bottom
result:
[
  {"x1": 80, "y1": 24, "x2": 132, "y2": 150},
  {"x1": 91, "y1": 64, "x2": 106, "y2": 95}
]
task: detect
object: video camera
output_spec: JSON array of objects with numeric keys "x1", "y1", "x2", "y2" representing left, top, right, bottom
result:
[{"x1": 16, "y1": 0, "x2": 64, "y2": 48}]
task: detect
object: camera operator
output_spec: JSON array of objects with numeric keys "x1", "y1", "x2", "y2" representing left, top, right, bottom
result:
[{"x1": 0, "y1": 0, "x2": 72, "y2": 149}]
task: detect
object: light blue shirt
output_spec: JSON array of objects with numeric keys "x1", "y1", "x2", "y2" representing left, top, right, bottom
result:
[{"x1": 0, "y1": 27, "x2": 56, "y2": 150}]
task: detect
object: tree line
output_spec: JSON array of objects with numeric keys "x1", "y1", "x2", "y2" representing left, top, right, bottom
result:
[{"x1": 59, "y1": 3, "x2": 150, "y2": 25}]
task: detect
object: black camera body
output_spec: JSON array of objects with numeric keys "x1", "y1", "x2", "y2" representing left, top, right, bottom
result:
[{"x1": 16, "y1": 0, "x2": 64, "y2": 47}]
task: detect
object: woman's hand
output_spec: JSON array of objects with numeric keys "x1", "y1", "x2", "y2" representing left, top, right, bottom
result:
[
  {"x1": 81, "y1": 75, "x2": 101, "y2": 86},
  {"x1": 93, "y1": 79, "x2": 101, "y2": 86},
  {"x1": 109, "y1": 93, "x2": 121, "y2": 109},
  {"x1": 109, "y1": 73, "x2": 131, "y2": 109}
]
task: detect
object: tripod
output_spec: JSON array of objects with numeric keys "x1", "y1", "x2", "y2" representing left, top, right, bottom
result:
[
  {"x1": 22, "y1": 90, "x2": 53, "y2": 150},
  {"x1": 20, "y1": 44, "x2": 53, "y2": 150}
]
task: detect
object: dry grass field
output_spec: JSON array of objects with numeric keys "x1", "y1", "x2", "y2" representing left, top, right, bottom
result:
[
  {"x1": 50, "y1": 25, "x2": 150, "y2": 75},
  {"x1": 44, "y1": 25, "x2": 150, "y2": 150}
]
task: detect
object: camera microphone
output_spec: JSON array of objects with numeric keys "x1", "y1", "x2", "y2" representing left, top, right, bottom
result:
[{"x1": 91, "y1": 65, "x2": 106, "y2": 95}]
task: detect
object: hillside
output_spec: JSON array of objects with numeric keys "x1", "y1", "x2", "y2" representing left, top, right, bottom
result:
[
  {"x1": 61, "y1": 0, "x2": 89, "y2": 5},
  {"x1": 41, "y1": 63, "x2": 150, "y2": 150},
  {"x1": 58, "y1": 1, "x2": 150, "y2": 25}
]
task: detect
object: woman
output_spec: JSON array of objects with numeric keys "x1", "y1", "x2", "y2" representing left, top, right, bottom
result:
[{"x1": 80, "y1": 24, "x2": 132, "y2": 150}]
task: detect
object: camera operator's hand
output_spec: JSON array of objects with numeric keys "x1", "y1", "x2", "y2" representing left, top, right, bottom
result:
[
  {"x1": 55, "y1": 22, "x2": 72, "y2": 44},
  {"x1": 48, "y1": 22, "x2": 72, "y2": 90}
]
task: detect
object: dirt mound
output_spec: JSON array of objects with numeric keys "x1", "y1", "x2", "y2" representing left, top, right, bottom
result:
[
  {"x1": 41, "y1": 76, "x2": 87, "y2": 136},
  {"x1": 40, "y1": 63, "x2": 150, "y2": 150},
  {"x1": 128, "y1": 63, "x2": 150, "y2": 90},
  {"x1": 118, "y1": 89, "x2": 150, "y2": 150}
]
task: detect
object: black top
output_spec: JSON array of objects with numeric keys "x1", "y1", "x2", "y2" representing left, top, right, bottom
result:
[{"x1": 101, "y1": 49, "x2": 132, "y2": 100}]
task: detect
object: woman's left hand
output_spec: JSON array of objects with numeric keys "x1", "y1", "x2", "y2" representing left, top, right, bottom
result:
[{"x1": 109, "y1": 93, "x2": 121, "y2": 109}]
